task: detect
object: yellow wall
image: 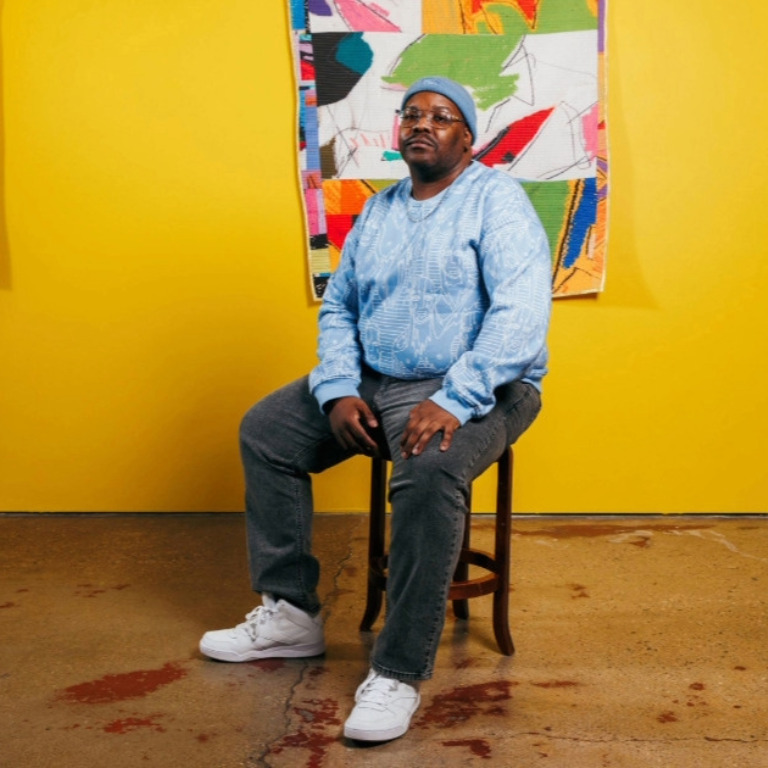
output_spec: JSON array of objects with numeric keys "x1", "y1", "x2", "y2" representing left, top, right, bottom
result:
[{"x1": 1, "y1": 2, "x2": 767, "y2": 513}]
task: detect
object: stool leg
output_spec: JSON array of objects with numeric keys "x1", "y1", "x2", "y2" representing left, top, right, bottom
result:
[
  {"x1": 360, "y1": 457, "x2": 387, "y2": 631},
  {"x1": 492, "y1": 448, "x2": 515, "y2": 655},
  {"x1": 452, "y1": 489, "x2": 472, "y2": 620}
]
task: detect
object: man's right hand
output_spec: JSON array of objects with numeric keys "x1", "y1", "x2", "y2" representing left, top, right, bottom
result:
[{"x1": 326, "y1": 397, "x2": 381, "y2": 456}]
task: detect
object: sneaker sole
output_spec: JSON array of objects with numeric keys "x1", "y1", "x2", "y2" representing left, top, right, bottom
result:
[
  {"x1": 199, "y1": 641, "x2": 325, "y2": 663},
  {"x1": 343, "y1": 719, "x2": 412, "y2": 742},
  {"x1": 343, "y1": 695, "x2": 420, "y2": 742}
]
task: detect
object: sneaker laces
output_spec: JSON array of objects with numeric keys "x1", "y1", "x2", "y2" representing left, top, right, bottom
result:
[
  {"x1": 357, "y1": 675, "x2": 401, "y2": 710},
  {"x1": 237, "y1": 604, "x2": 279, "y2": 641}
]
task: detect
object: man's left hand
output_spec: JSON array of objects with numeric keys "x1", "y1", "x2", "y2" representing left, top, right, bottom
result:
[{"x1": 400, "y1": 400, "x2": 460, "y2": 459}]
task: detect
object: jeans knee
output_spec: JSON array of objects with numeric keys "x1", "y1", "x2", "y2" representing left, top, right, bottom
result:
[
  {"x1": 239, "y1": 400, "x2": 272, "y2": 457},
  {"x1": 391, "y1": 452, "x2": 470, "y2": 511}
]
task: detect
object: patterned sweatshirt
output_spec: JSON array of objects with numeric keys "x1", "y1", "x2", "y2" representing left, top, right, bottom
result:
[{"x1": 309, "y1": 162, "x2": 552, "y2": 425}]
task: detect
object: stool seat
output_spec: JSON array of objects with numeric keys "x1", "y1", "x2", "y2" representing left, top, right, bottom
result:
[{"x1": 360, "y1": 446, "x2": 515, "y2": 655}]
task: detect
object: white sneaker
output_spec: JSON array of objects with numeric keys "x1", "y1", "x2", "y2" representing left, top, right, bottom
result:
[
  {"x1": 343, "y1": 669, "x2": 421, "y2": 742},
  {"x1": 199, "y1": 594, "x2": 325, "y2": 662}
]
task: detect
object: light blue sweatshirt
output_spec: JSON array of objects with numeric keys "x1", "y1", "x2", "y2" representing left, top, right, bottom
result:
[{"x1": 309, "y1": 162, "x2": 552, "y2": 425}]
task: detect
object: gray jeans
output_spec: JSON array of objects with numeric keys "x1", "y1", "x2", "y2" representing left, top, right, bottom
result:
[{"x1": 239, "y1": 368, "x2": 541, "y2": 681}]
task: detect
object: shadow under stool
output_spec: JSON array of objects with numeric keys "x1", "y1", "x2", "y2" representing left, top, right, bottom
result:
[{"x1": 360, "y1": 446, "x2": 515, "y2": 655}]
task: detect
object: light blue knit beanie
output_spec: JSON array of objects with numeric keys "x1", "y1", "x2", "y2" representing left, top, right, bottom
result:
[{"x1": 400, "y1": 76, "x2": 477, "y2": 143}]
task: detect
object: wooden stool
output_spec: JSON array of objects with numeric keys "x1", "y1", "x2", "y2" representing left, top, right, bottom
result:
[{"x1": 359, "y1": 446, "x2": 515, "y2": 655}]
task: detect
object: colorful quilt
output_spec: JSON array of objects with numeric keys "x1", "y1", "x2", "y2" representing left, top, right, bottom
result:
[{"x1": 289, "y1": 0, "x2": 608, "y2": 300}]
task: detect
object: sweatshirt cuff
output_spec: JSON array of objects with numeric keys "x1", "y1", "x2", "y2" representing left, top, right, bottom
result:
[
  {"x1": 429, "y1": 389, "x2": 475, "y2": 426},
  {"x1": 312, "y1": 379, "x2": 361, "y2": 414}
]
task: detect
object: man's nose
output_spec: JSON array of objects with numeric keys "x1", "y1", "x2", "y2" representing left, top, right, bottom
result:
[{"x1": 412, "y1": 113, "x2": 432, "y2": 130}]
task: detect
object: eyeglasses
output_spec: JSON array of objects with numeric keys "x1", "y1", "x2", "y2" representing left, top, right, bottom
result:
[{"x1": 396, "y1": 108, "x2": 465, "y2": 129}]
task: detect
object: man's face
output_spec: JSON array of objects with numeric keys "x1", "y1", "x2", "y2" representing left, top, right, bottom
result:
[{"x1": 398, "y1": 91, "x2": 472, "y2": 177}]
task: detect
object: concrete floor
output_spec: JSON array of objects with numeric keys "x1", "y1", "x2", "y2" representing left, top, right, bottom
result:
[{"x1": 1, "y1": 513, "x2": 767, "y2": 768}]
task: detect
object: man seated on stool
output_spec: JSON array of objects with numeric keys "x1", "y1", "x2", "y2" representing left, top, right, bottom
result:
[{"x1": 200, "y1": 76, "x2": 552, "y2": 742}]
